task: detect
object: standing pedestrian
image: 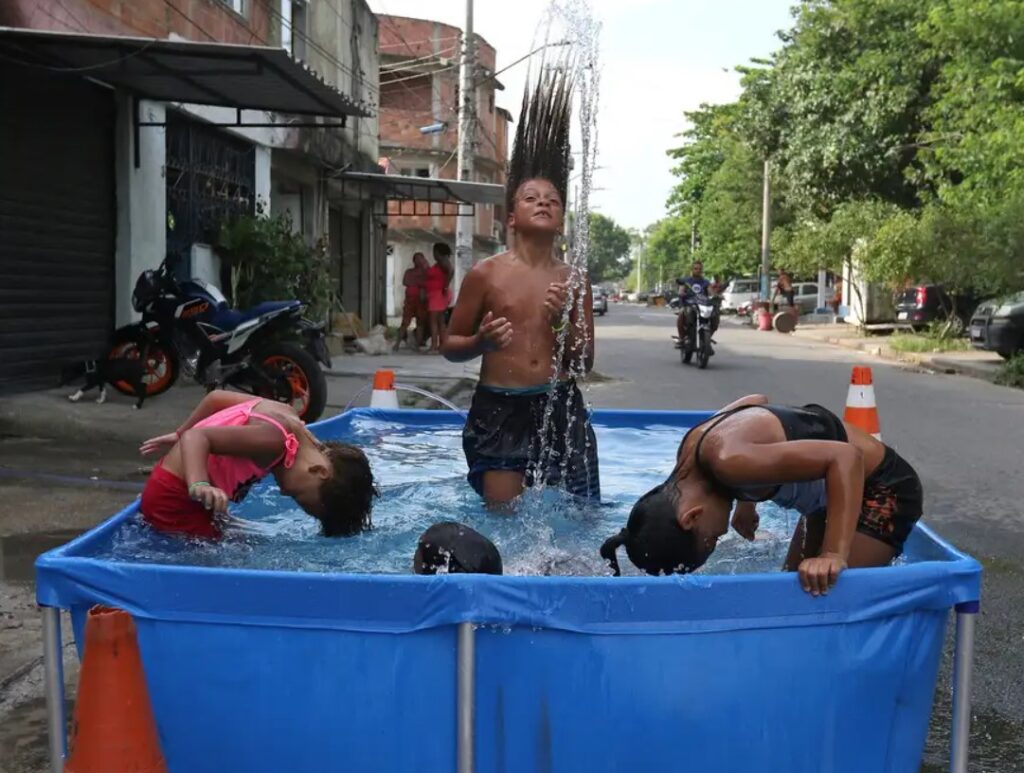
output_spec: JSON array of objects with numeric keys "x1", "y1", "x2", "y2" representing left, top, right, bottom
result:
[
  {"x1": 425, "y1": 242, "x2": 454, "y2": 352},
  {"x1": 773, "y1": 270, "x2": 795, "y2": 310},
  {"x1": 394, "y1": 252, "x2": 429, "y2": 351}
]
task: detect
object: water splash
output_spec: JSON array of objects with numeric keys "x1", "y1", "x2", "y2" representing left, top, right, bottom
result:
[
  {"x1": 93, "y1": 420, "x2": 817, "y2": 578},
  {"x1": 527, "y1": 0, "x2": 603, "y2": 493}
]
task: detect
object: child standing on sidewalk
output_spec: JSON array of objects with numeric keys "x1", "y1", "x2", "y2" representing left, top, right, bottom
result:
[{"x1": 139, "y1": 391, "x2": 375, "y2": 539}]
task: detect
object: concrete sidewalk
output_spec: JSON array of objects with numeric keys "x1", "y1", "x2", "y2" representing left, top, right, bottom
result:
[
  {"x1": 790, "y1": 324, "x2": 1004, "y2": 382},
  {"x1": 0, "y1": 351, "x2": 478, "y2": 448}
]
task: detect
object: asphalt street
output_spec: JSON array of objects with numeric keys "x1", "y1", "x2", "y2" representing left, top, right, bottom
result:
[{"x1": 587, "y1": 303, "x2": 1024, "y2": 771}]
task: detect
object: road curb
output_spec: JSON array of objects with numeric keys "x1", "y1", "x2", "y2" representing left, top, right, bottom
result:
[{"x1": 791, "y1": 329, "x2": 1000, "y2": 383}]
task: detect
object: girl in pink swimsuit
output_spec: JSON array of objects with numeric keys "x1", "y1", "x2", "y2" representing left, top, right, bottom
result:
[{"x1": 139, "y1": 391, "x2": 375, "y2": 539}]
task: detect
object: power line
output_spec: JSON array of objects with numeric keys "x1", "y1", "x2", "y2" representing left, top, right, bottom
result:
[
  {"x1": 382, "y1": 60, "x2": 461, "y2": 87},
  {"x1": 380, "y1": 43, "x2": 459, "y2": 73},
  {"x1": 381, "y1": 32, "x2": 460, "y2": 51},
  {"x1": 257, "y1": 0, "x2": 377, "y2": 94},
  {"x1": 51, "y1": 0, "x2": 91, "y2": 33},
  {"x1": 162, "y1": 0, "x2": 217, "y2": 42},
  {"x1": 0, "y1": 39, "x2": 159, "y2": 72}
]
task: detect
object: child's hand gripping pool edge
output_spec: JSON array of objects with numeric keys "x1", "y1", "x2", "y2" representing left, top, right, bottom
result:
[{"x1": 601, "y1": 399, "x2": 922, "y2": 596}]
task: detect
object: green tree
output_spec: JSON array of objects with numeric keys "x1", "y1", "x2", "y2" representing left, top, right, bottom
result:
[
  {"x1": 695, "y1": 138, "x2": 766, "y2": 278},
  {"x1": 766, "y1": 0, "x2": 941, "y2": 217},
  {"x1": 917, "y1": 0, "x2": 1024, "y2": 204},
  {"x1": 644, "y1": 217, "x2": 692, "y2": 283},
  {"x1": 586, "y1": 212, "x2": 633, "y2": 283}
]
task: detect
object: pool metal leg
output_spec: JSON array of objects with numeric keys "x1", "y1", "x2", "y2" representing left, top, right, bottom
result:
[
  {"x1": 41, "y1": 606, "x2": 66, "y2": 773},
  {"x1": 457, "y1": 621, "x2": 475, "y2": 773},
  {"x1": 950, "y1": 601, "x2": 978, "y2": 773}
]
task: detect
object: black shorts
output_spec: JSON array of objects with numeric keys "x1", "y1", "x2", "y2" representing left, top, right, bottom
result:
[
  {"x1": 809, "y1": 445, "x2": 923, "y2": 554},
  {"x1": 462, "y1": 381, "x2": 600, "y2": 500}
]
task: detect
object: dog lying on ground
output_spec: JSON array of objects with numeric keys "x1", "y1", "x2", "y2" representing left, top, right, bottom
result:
[{"x1": 58, "y1": 358, "x2": 147, "y2": 409}]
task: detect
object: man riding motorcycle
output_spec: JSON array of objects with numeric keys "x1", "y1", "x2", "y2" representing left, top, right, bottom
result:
[{"x1": 675, "y1": 261, "x2": 720, "y2": 349}]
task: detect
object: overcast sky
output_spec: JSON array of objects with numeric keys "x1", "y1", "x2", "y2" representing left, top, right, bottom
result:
[{"x1": 367, "y1": 0, "x2": 796, "y2": 230}]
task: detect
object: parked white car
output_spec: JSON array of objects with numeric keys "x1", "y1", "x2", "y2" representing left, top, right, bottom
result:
[
  {"x1": 792, "y1": 282, "x2": 834, "y2": 313},
  {"x1": 722, "y1": 278, "x2": 763, "y2": 313},
  {"x1": 736, "y1": 282, "x2": 835, "y2": 316}
]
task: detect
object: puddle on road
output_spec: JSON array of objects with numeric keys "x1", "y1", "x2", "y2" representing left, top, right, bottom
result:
[
  {"x1": 0, "y1": 531, "x2": 82, "y2": 584},
  {"x1": 921, "y1": 687, "x2": 1024, "y2": 772}
]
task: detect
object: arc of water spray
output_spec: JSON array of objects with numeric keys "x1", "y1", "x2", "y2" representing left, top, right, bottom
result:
[{"x1": 529, "y1": 0, "x2": 602, "y2": 494}]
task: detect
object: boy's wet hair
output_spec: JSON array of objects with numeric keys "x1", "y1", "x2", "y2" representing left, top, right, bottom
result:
[
  {"x1": 506, "y1": 65, "x2": 574, "y2": 215},
  {"x1": 600, "y1": 483, "x2": 710, "y2": 576},
  {"x1": 433, "y1": 242, "x2": 452, "y2": 258},
  {"x1": 414, "y1": 522, "x2": 503, "y2": 575},
  {"x1": 317, "y1": 442, "x2": 376, "y2": 537}
]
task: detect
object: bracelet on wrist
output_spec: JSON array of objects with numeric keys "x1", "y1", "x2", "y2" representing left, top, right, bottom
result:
[{"x1": 188, "y1": 481, "x2": 210, "y2": 494}]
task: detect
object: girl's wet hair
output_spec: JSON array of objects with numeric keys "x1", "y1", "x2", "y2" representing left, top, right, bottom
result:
[
  {"x1": 415, "y1": 522, "x2": 503, "y2": 576},
  {"x1": 506, "y1": 65, "x2": 574, "y2": 214},
  {"x1": 317, "y1": 442, "x2": 376, "y2": 537},
  {"x1": 600, "y1": 483, "x2": 710, "y2": 576}
]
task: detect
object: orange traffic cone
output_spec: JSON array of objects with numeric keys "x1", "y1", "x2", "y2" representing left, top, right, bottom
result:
[
  {"x1": 65, "y1": 606, "x2": 166, "y2": 773},
  {"x1": 369, "y1": 368, "x2": 400, "y2": 409},
  {"x1": 843, "y1": 365, "x2": 881, "y2": 440}
]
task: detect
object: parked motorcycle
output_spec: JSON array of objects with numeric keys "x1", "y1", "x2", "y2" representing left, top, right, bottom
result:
[
  {"x1": 673, "y1": 290, "x2": 720, "y2": 369},
  {"x1": 107, "y1": 255, "x2": 331, "y2": 421}
]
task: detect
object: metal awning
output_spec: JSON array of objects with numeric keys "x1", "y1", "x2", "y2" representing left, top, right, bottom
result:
[
  {"x1": 0, "y1": 26, "x2": 372, "y2": 119},
  {"x1": 338, "y1": 171, "x2": 504, "y2": 204},
  {"x1": 336, "y1": 171, "x2": 505, "y2": 217}
]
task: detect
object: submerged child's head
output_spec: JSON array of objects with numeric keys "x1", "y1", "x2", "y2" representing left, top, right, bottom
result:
[
  {"x1": 278, "y1": 441, "x2": 376, "y2": 537},
  {"x1": 413, "y1": 522, "x2": 503, "y2": 575},
  {"x1": 600, "y1": 476, "x2": 731, "y2": 576}
]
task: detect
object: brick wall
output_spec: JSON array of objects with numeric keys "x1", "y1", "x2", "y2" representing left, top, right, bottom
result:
[
  {"x1": 377, "y1": 13, "x2": 508, "y2": 246},
  {"x1": 1, "y1": 0, "x2": 273, "y2": 45}
]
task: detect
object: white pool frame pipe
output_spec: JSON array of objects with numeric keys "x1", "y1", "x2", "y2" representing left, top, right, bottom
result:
[
  {"x1": 41, "y1": 606, "x2": 65, "y2": 773},
  {"x1": 40, "y1": 602, "x2": 977, "y2": 773},
  {"x1": 457, "y1": 621, "x2": 476, "y2": 773},
  {"x1": 949, "y1": 601, "x2": 979, "y2": 773}
]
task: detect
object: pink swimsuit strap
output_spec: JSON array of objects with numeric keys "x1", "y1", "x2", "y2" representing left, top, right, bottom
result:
[
  {"x1": 248, "y1": 409, "x2": 300, "y2": 471},
  {"x1": 193, "y1": 399, "x2": 301, "y2": 472}
]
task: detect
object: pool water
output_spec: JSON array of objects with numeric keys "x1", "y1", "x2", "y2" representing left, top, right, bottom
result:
[{"x1": 97, "y1": 415, "x2": 820, "y2": 576}]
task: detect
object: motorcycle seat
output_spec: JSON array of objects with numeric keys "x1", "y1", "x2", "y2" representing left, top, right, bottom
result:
[{"x1": 210, "y1": 300, "x2": 302, "y2": 331}]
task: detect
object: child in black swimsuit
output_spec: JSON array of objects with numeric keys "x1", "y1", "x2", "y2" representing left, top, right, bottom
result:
[{"x1": 601, "y1": 396, "x2": 923, "y2": 595}]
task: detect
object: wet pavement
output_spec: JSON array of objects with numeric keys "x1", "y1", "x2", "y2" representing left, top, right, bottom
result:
[{"x1": 0, "y1": 364, "x2": 475, "y2": 773}]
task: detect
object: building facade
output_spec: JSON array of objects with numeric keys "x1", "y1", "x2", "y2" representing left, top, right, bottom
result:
[
  {"x1": 376, "y1": 14, "x2": 510, "y2": 320},
  {"x1": 0, "y1": 0, "x2": 381, "y2": 392}
]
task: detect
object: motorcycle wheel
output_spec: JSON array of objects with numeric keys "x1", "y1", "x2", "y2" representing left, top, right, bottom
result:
[
  {"x1": 107, "y1": 336, "x2": 179, "y2": 397},
  {"x1": 254, "y1": 343, "x2": 328, "y2": 422},
  {"x1": 697, "y1": 329, "x2": 711, "y2": 369}
]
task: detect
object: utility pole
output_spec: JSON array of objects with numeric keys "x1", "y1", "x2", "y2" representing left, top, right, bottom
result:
[
  {"x1": 760, "y1": 158, "x2": 772, "y2": 301},
  {"x1": 454, "y1": 0, "x2": 476, "y2": 294},
  {"x1": 691, "y1": 221, "x2": 697, "y2": 255}
]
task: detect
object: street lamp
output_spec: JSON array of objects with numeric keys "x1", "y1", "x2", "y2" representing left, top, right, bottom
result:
[{"x1": 419, "y1": 121, "x2": 449, "y2": 135}]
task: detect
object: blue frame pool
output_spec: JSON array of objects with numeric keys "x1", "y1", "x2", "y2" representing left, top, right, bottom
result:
[{"x1": 36, "y1": 408, "x2": 982, "y2": 773}]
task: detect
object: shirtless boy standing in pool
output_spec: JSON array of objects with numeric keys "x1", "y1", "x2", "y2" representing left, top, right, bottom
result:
[{"x1": 442, "y1": 70, "x2": 599, "y2": 507}]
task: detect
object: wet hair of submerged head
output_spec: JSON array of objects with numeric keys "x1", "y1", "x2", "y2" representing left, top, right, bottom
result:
[
  {"x1": 413, "y1": 522, "x2": 503, "y2": 576},
  {"x1": 600, "y1": 481, "x2": 712, "y2": 576}
]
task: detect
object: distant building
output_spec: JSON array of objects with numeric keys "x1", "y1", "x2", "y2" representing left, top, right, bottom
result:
[{"x1": 376, "y1": 14, "x2": 511, "y2": 319}]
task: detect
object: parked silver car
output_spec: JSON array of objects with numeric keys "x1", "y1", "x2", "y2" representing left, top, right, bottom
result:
[{"x1": 593, "y1": 288, "x2": 608, "y2": 316}]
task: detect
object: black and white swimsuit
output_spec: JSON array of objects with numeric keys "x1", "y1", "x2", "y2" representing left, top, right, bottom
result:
[{"x1": 690, "y1": 404, "x2": 923, "y2": 552}]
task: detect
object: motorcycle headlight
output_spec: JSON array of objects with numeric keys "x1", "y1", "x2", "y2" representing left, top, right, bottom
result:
[{"x1": 698, "y1": 304, "x2": 714, "y2": 315}]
